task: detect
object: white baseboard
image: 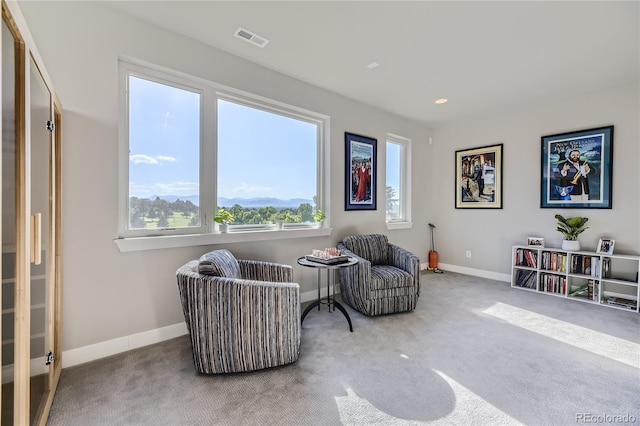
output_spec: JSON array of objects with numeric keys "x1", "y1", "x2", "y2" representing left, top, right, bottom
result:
[
  {"x1": 435, "y1": 262, "x2": 511, "y2": 283},
  {"x1": 62, "y1": 322, "x2": 187, "y2": 369},
  {"x1": 62, "y1": 264, "x2": 508, "y2": 369}
]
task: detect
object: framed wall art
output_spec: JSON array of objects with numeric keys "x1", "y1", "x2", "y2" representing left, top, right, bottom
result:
[
  {"x1": 540, "y1": 125, "x2": 613, "y2": 209},
  {"x1": 345, "y1": 132, "x2": 377, "y2": 210},
  {"x1": 455, "y1": 143, "x2": 503, "y2": 209}
]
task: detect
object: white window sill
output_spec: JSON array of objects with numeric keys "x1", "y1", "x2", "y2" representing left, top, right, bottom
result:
[
  {"x1": 386, "y1": 221, "x2": 413, "y2": 230},
  {"x1": 115, "y1": 227, "x2": 334, "y2": 252}
]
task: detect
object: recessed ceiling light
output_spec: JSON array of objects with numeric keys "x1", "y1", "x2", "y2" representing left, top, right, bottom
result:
[
  {"x1": 366, "y1": 61, "x2": 380, "y2": 70},
  {"x1": 435, "y1": 98, "x2": 448, "y2": 104}
]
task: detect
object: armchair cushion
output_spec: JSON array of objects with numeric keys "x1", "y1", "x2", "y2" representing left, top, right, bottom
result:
[
  {"x1": 198, "y1": 249, "x2": 241, "y2": 278},
  {"x1": 371, "y1": 265, "x2": 414, "y2": 290}
]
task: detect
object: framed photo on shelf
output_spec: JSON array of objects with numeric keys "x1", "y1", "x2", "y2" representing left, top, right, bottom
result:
[
  {"x1": 345, "y1": 132, "x2": 377, "y2": 211},
  {"x1": 455, "y1": 143, "x2": 503, "y2": 209},
  {"x1": 596, "y1": 238, "x2": 615, "y2": 255},
  {"x1": 540, "y1": 125, "x2": 613, "y2": 209},
  {"x1": 527, "y1": 237, "x2": 545, "y2": 247}
]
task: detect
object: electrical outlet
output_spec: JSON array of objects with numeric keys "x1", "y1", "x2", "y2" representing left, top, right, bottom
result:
[{"x1": 466, "y1": 250, "x2": 472, "y2": 258}]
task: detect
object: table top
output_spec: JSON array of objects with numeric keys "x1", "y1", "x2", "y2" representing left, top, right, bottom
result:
[{"x1": 297, "y1": 256, "x2": 359, "y2": 270}]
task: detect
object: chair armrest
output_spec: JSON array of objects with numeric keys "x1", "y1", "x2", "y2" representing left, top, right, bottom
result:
[
  {"x1": 389, "y1": 244, "x2": 421, "y2": 294},
  {"x1": 337, "y1": 243, "x2": 371, "y2": 300},
  {"x1": 238, "y1": 259, "x2": 293, "y2": 282},
  {"x1": 388, "y1": 244, "x2": 420, "y2": 272}
]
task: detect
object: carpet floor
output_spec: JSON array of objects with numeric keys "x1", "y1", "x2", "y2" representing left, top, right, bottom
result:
[{"x1": 46, "y1": 271, "x2": 640, "y2": 426}]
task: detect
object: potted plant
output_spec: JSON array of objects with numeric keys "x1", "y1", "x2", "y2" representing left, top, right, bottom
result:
[
  {"x1": 214, "y1": 208, "x2": 234, "y2": 233},
  {"x1": 314, "y1": 209, "x2": 326, "y2": 227},
  {"x1": 555, "y1": 214, "x2": 588, "y2": 251}
]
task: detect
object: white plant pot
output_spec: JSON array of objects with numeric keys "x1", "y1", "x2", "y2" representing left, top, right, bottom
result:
[
  {"x1": 218, "y1": 223, "x2": 229, "y2": 233},
  {"x1": 275, "y1": 220, "x2": 284, "y2": 230},
  {"x1": 562, "y1": 240, "x2": 580, "y2": 251}
]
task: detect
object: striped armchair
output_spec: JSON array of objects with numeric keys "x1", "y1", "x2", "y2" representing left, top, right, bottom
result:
[
  {"x1": 176, "y1": 249, "x2": 301, "y2": 374},
  {"x1": 337, "y1": 234, "x2": 420, "y2": 316}
]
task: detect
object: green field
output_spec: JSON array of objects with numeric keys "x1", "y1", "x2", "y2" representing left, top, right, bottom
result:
[{"x1": 143, "y1": 212, "x2": 196, "y2": 228}]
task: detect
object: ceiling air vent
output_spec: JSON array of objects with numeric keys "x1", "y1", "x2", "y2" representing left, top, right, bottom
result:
[{"x1": 234, "y1": 27, "x2": 270, "y2": 48}]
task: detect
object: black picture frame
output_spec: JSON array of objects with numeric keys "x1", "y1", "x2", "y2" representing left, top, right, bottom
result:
[
  {"x1": 345, "y1": 132, "x2": 377, "y2": 211},
  {"x1": 455, "y1": 143, "x2": 503, "y2": 209},
  {"x1": 540, "y1": 126, "x2": 613, "y2": 209}
]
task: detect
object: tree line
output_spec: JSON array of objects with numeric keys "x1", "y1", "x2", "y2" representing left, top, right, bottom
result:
[{"x1": 129, "y1": 196, "x2": 317, "y2": 228}]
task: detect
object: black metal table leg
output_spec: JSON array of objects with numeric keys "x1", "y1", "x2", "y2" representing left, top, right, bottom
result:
[
  {"x1": 301, "y1": 299, "x2": 321, "y2": 324},
  {"x1": 332, "y1": 300, "x2": 353, "y2": 332}
]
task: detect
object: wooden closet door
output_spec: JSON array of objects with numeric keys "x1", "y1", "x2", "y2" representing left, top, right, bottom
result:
[
  {"x1": 2, "y1": 3, "x2": 61, "y2": 424},
  {"x1": 28, "y1": 55, "x2": 52, "y2": 426}
]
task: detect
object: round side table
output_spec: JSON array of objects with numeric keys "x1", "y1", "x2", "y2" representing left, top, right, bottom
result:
[{"x1": 297, "y1": 256, "x2": 358, "y2": 332}]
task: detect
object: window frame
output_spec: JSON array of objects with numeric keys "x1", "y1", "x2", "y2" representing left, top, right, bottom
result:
[
  {"x1": 117, "y1": 58, "x2": 330, "y2": 249},
  {"x1": 385, "y1": 133, "x2": 412, "y2": 229},
  {"x1": 215, "y1": 91, "x2": 326, "y2": 231}
]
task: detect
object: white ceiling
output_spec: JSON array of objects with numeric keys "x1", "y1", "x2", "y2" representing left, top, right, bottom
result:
[{"x1": 100, "y1": 1, "x2": 639, "y2": 127}]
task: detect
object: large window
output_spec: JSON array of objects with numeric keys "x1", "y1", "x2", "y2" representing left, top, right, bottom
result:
[
  {"x1": 119, "y1": 60, "x2": 327, "y2": 238},
  {"x1": 386, "y1": 134, "x2": 411, "y2": 223},
  {"x1": 126, "y1": 73, "x2": 203, "y2": 234}
]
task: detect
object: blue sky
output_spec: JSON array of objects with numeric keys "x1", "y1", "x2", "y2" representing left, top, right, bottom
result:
[
  {"x1": 129, "y1": 76, "x2": 200, "y2": 199},
  {"x1": 217, "y1": 99, "x2": 316, "y2": 200},
  {"x1": 128, "y1": 76, "x2": 317, "y2": 204},
  {"x1": 386, "y1": 142, "x2": 400, "y2": 194}
]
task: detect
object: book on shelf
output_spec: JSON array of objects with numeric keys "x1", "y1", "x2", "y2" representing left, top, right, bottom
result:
[
  {"x1": 568, "y1": 283, "x2": 588, "y2": 297},
  {"x1": 583, "y1": 256, "x2": 591, "y2": 276},
  {"x1": 587, "y1": 279, "x2": 599, "y2": 301},
  {"x1": 540, "y1": 273, "x2": 563, "y2": 293},
  {"x1": 602, "y1": 257, "x2": 611, "y2": 278},
  {"x1": 515, "y1": 270, "x2": 536, "y2": 289},
  {"x1": 603, "y1": 296, "x2": 637, "y2": 310},
  {"x1": 516, "y1": 249, "x2": 535, "y2": 267},
  {"x1": 523, "y1": 250, "x2": 536, "y2": 268},
  {"x1": 571, "y1": 255, "x2": 580, "y2": 273},
  {"x1": 570, "y1": 255, "x2": 600, "y2": 277}
]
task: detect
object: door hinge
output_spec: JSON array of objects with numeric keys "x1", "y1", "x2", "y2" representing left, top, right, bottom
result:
[
  {"x1": 45, "y1": 351, "x2": 54, "y2": 366},
  {"x1": 46, "y1": 120, "x2": 55, "y2": 132}
]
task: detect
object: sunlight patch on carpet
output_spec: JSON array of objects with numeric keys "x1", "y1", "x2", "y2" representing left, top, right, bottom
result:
[
  {"x1": 335, "y1": 370, "x2": 522, "y2": 425},
  {"x1": 483, "y1": 302, "x2": 640, "y2": 369}
]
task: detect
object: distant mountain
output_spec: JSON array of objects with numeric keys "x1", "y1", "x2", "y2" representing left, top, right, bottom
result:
[
  {"x1": 140, "y1": 195, "x2": 313, "y2": 209},
  {"x1": 145, "y1": 195, "x2": 200, "y2": 205}
]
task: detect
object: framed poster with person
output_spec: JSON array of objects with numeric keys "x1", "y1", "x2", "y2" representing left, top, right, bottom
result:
[{"x1": 540, "y1": 126, "x2": 613, "y2": 209}]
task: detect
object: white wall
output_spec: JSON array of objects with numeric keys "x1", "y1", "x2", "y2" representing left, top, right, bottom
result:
[
  {"x1": 431, "y1": 83, "x2": 640, "y2": 273},
  {"x1": 18, "y1": 2, "x2": 434, "y2": 353},
  {"x1": 17, "y1": 2, "x2": 639, "y2": 359}
]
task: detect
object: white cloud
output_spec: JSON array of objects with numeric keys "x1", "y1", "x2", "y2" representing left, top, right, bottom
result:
[
  {"x1": 130, "y1": 154, "x2": 177, "y2": 164},
  {"x1": 130, "y1": 154, "x2": 159, "y2": 165}
]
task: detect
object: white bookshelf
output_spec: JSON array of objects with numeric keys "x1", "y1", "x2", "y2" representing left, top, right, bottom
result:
[{"x1": 511, "y1": 245, "x2": 639, "y2": 313}]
